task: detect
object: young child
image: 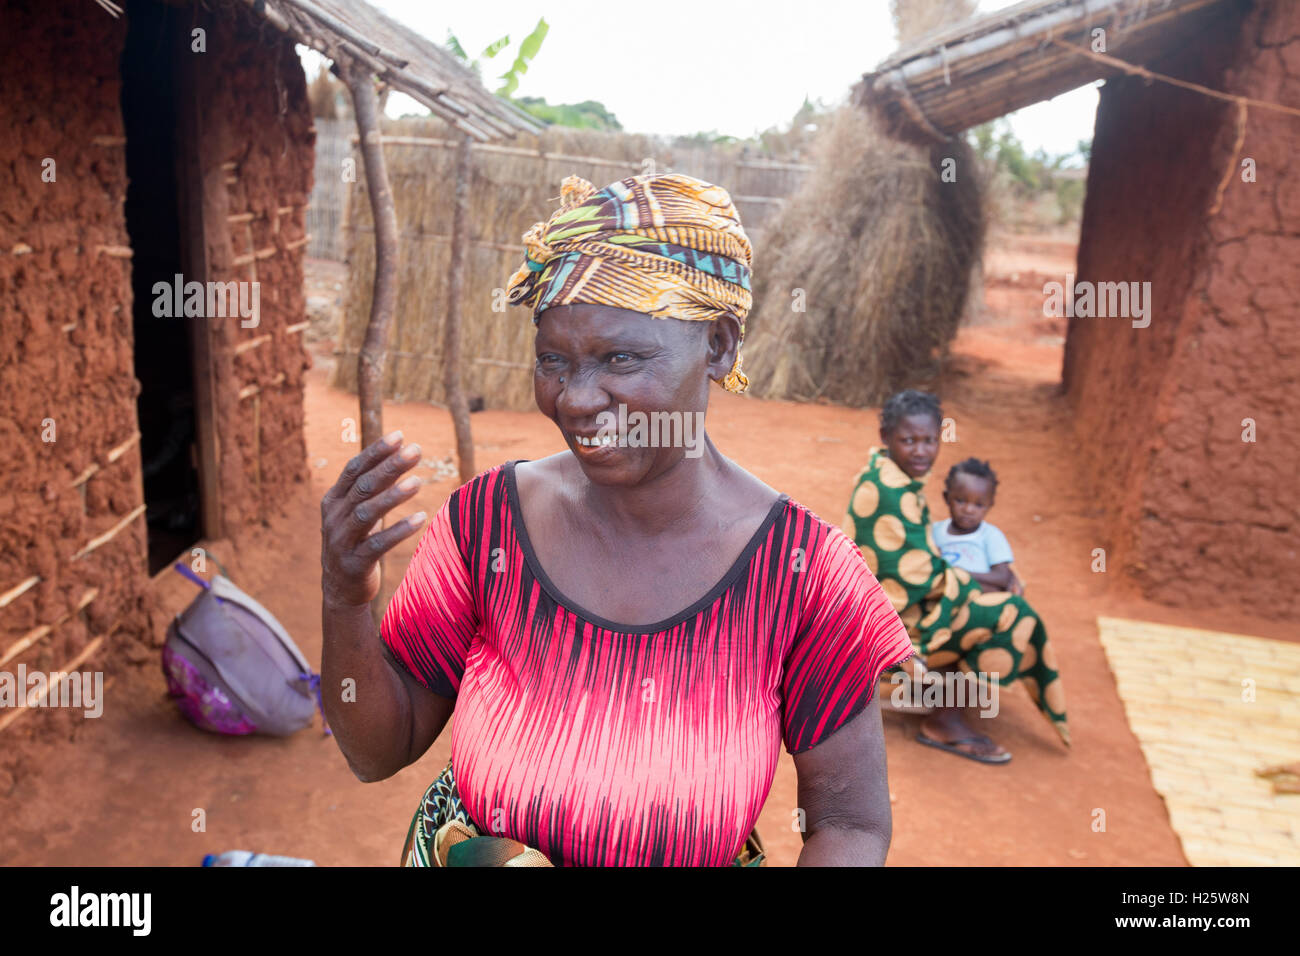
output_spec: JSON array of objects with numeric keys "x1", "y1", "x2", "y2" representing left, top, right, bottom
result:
[{"x1": 932, "y1": 458, "x2": 1024, "y2": 595}]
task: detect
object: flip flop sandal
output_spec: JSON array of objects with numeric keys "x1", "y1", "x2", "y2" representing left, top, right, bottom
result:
[{"x1": 916, "y1": 731, "x2": 1012, "y2": 765}]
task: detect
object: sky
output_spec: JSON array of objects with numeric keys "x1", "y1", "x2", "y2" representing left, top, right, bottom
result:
[{"x1": 306, "y1": 0, "x2": 1099, "y2": 160}]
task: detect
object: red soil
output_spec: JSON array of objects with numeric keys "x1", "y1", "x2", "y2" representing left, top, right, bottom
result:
[{"x1": 4, "y1": 247, "x2": 1291, "y2": 867}]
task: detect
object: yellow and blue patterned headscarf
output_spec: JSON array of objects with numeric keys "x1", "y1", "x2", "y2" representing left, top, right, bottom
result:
[{"x1": 506, "y1": 173, "x2": 754, "y2": 393}]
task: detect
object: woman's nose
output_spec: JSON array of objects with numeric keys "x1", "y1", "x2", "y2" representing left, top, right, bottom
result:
[{"x1": 555, "y1": 371, "x2": 611, "y2": 418}]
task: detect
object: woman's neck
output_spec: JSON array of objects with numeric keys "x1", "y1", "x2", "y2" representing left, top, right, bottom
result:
[{"x1": 576, "y1": 433, "x2": 729, "y2": 538}]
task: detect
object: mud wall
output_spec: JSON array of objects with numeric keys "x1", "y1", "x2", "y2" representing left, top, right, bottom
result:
[
  {"x1": 0, "y1": 0, "x2": 147, "y2": 763},
  {"x1": 0, "y1": 1, "x2": 313, "y2": 781},
  {"x1": 1066, "y1": 0, "x2": 1300, "y2": 618},
  {"x1": 195, "y1": 6, "x2": 314, "y2": 533}
]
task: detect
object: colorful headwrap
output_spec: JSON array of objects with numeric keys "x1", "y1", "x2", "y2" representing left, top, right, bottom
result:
[{"x1": 505, "y1": 173, "x2": 754, "y2": 393}]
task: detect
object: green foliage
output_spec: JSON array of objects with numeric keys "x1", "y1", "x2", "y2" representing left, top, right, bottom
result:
[
  {"x1": 966, "y1": 120, "x2": 1091, "y2": 225},
  {"x1": 515, "y1": 96, "x2": 623, "y2": 131},
  {"x1": 444, "y1": 31, "x2": 469, "y2": 62},
  {"x1": 480, "y1": 35, "x2": 512, "y2": 61},
  {"x1": 673, "y1": 130, "x2": 741, "y2": 147},
  {"x1": 445, "y1": 18, "x2": 549, "y2": 97},
  {"x1": 497, "y1": 18, "x2": 550, "y2": 98}
]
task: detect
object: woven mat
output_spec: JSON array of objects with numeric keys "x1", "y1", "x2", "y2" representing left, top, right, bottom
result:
[{"x1": 1097, "y1": 617, "x2": 1300, "y2": 865}]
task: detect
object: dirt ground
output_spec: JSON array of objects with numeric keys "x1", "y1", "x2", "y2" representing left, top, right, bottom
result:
[{"x1": 4, "y1": 243, "x2": 1293, "y2": 867}]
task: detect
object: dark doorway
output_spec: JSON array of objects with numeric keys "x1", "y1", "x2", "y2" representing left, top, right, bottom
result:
[{"x1": 121, "y1": 0, "x2": 201, "y2": 574}]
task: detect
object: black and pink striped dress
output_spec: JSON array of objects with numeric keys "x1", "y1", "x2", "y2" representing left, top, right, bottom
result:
[{"x1": 381, "y1": 461, "x2": 912, "y2": 866}]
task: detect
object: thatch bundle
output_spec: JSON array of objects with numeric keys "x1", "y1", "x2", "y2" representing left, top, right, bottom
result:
[
  {"x1": 741, "y1": 105, "x2": 984, "y2": 407},
  {"x1": 332, "y1": 117, "x2": 808, "y2": 410}
]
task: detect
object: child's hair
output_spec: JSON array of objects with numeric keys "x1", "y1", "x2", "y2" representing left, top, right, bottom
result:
[
  {"x1": 945, "y1": 457, "x2": 999, "y2": 496},
  {"x1": 880, "y1": 389, "x2": 942, "y2": 434}
]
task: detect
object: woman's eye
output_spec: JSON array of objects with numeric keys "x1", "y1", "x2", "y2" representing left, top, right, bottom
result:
[{"x1": 608, "y1": 352, "x2": 636, "y2": 365}]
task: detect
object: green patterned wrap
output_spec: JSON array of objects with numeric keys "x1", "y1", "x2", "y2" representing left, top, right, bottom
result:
[{"x1": 843, "y1": 448, "x2": 1068, "y2": 745}]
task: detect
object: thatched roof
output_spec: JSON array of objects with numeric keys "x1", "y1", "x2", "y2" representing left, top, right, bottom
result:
[
  {"x1": 94, "y1": 0, "x2": 543, "y2": 140},
  {"x1": 240, "y1": 0, "x2": 546, "y2": 141},
  {"x1": 92, "y1": 0, "x2": 543, "y2": 139},
  {"x1": 856, "y1": 0, "x2": 1235, "y2": 141}
]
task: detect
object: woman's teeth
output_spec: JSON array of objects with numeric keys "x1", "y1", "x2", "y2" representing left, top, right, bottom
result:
[{"x1": 576, "y1": 435, "x2": 618, "y2": 447}]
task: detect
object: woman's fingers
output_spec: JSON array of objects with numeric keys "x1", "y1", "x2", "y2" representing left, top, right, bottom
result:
[
  {"x1": 334, "y1": 442, "x2": 423, "y2": 547},
  {"x1": 356, "y1": 509, "x2": 428, "y2": 561},
  {"x1": 323, "y1": 431, "x2": 405, "y2": 506},
  {"x1": 351, "y1": 472, "x2": 424, "y2": 537}
]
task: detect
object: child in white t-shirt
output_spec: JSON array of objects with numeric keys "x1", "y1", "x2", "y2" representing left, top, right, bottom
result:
[{"x1": 932, "y1": 458, "x2": 1024, "y2": 595}]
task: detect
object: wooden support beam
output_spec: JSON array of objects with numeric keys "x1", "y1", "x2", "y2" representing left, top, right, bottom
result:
[
  {"x1": 178, "y1": 37, "x2": 223, "y2": 540},
  {"x1": 444, "y1": 135, "x2": 475, "y2": 485},
  {"x1": 346, "y1": 62, "x2": 400, "y2": 453}
]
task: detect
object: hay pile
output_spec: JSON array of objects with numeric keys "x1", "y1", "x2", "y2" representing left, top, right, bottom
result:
[{"x1": 741, "y1": 105, "x2": 984, "y2": 407}]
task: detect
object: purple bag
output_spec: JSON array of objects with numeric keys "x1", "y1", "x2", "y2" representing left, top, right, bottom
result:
[{"x1": 163, "y1": 565, "x2": 326, "y2": 736}]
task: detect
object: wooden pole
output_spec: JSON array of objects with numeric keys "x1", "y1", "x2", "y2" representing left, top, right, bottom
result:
[
  {"x1": 345, "y1": 62, "x2": 400, "y2": 452},
  {"x1": 345, "y1": 61, "x2": 401, "y2": 620},
  {"x1": 177, "y1": 32, "x2": 223, "y2": 540},
  {"x1": 444, "y1": 135, "x2": 476, "y2": 484}
]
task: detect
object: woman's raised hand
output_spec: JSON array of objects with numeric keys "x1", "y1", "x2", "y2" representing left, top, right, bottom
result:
[{"x1": 320, "y1": 431, "x2": 427, "y2": 609}]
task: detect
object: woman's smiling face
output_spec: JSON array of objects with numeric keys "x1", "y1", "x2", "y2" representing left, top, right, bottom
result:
[
  {"x1": 881, "y1": 412, "x2": 941, "y2": 479},
  {"x1": 533, "y1": 304, "x2": 736, "y2": 485}
]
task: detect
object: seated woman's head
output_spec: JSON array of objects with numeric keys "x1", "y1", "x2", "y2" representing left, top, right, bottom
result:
[
  {"x1": 506, "y1": 174, "x2": 753, "y2": 486},
  {"x1": 879, "y1": 389, "x2": 942, "y2": 479}
]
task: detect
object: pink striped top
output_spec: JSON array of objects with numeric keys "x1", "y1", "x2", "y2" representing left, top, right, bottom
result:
[{"x1": 381, "y1": 461, "x2": 912, "y2": 866}]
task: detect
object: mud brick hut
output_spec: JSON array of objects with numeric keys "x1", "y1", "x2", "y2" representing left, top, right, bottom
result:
[
  {"x1": 0, "y1": 0, "x2": 537, "y2": 735},
  {"x1": 858, "y1": 0, "x2": 1300, "y2": 619}
]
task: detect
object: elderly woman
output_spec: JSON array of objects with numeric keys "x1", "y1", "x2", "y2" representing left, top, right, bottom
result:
[
  {"x1": 320, "y1": 174, "x2": 914, "y2": 867},
  {"x1": 845, "y1": 390, "x2": 1069, "y2": 765}
]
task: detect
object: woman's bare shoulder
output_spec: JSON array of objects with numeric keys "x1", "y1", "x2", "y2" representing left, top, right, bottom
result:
[
  {"x1": 512, "y1": 453, "x2": 574, "y2": 502},
  {"x1": 719, "y1": 457, "x2": 784, "y2": 513}
]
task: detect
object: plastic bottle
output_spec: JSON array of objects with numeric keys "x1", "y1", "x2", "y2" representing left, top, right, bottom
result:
[{"x1": 202, "y1": 850, "x2": 317, "y2": 867}]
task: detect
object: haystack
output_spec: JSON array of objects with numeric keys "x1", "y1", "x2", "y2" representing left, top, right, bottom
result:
[{"x1": 741, "y1": 105, "x2": 984, "y2": 406}]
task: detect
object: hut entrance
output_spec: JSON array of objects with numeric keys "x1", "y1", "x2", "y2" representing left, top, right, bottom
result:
[{"x1": 121, "y1": 0, "x2": 202, "y2": 574}]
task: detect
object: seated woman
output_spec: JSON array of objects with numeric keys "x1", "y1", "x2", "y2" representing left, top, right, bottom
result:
[
  {"x1": 844, "y1": 390, "x2": 1068, "y2": 764},
  {"x1": 320, "y1": 173, "x2": 915, "y2": 866}
]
